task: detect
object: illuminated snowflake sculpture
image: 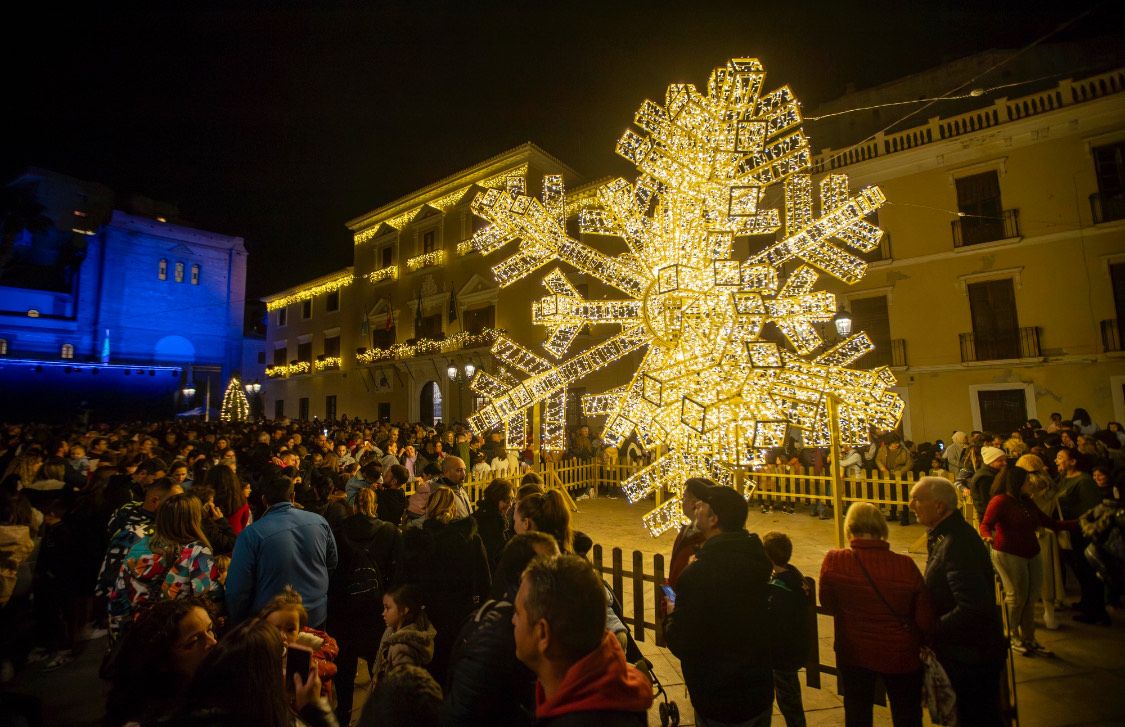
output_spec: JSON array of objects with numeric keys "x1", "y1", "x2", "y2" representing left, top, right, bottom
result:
[{"x1": 466, "y1": 58, "x2": 904, "y2": 535}]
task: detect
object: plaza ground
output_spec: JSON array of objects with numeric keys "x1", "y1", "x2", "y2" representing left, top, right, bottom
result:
[{"x1": 3, "y1": 495, "x2": 1124, "y2": 726}]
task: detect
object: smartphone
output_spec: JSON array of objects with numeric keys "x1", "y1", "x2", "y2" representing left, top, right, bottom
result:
[
  {"x1": 660, "y1": 585, "x2": 676, "y2": 605},
  {"x1": 284, "y1": 643, "x2": 313, "y2": 682}
]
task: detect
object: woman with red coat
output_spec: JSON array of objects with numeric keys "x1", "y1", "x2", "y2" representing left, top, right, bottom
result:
[{"x1": 820, "y1": 503, "x2": 934, "y2": 727}]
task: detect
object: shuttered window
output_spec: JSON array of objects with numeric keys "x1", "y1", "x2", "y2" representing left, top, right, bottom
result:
[{"x1": 968, "y1": 279, "x2": 1019, "y2": 360}]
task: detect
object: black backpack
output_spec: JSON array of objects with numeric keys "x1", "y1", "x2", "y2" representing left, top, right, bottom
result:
[{"x1": 339, "y1": 529, "x2": 384, "y2": 607}]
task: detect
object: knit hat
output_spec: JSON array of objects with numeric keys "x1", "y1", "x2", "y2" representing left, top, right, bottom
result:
[{"x1": 980, "y1": 446, "x2": 1005, "y2": 466}]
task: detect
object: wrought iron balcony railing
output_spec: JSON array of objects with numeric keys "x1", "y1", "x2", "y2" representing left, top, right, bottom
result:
[
  {"x1": 951, "y1": 209, "x2": 1020, "y2": 247},
  {"x1": 959, "y1": 326, "x2": 1040, "y2": 362}
]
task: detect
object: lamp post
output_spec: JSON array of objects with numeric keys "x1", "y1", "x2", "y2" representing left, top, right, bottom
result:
[
  {"x1": 244, "y1": 380, "x2": 262, "y2": 420},
  {"x1": 833, "y1": 306, "x2": 853, "y2": 338},
  {"x1": 447, "y1": 362, "x2": 476, "y2": 423}
]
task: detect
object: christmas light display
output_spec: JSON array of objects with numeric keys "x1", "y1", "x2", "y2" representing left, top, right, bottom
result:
[
  {"x1": 266, "y1": 272, "x2": 354, "y2": 312},
  {"x1": 465, "y1": 58, "x2": 904, "y2": 535},
  {"x1": 220, "y1": 375, "x2": 250, "y2": 421}
]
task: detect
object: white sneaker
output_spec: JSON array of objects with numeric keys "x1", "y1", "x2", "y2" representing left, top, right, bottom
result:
[{"x1": 78, "y1": 625, "x2": 109, "y2": 641}]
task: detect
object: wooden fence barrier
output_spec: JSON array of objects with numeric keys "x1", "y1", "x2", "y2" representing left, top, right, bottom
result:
[{"x1": 591, "y1": 544, "x2": 1019, "y2": 723}]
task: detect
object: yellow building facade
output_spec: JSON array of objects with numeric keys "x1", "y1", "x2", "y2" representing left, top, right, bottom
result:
[{"x1": 812, "y1": 67, "x2": 1125, "y2": 442}]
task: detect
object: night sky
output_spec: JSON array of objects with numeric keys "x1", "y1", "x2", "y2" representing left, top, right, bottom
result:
[{"x1": 4, "y1": 1, "x2": 1120, "y2": 300}]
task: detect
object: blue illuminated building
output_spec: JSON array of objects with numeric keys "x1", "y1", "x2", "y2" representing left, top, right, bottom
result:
[{"x1": 0, "y1": 168, "x2": 247, "y2": 422}]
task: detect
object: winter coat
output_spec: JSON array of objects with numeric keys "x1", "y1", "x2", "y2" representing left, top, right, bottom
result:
[
  {"x1": 328, "y1": 513, "x2": 402, "y2": 642},
  {"x1": 664, "y1": 529, "x2": 773, "y2": 722},
  {"x1": 370, "y1": 617, "x2": 436, "y2": 694},
  {"x1": 819, "y1": 540, "x2": 934, "y2": 674},
  {"x1": 767, "y1": 566, "x2": 812, "y2": 672},
  {"x1": 923, "y1": 511, "x2": 1006, "y2": 667},
  {"x1": 444, "y1": 598, "x2": 536, "y2": 726},
  {"x1": 400, "y1": 516, "x2": 491, "y2": 682},
  {"x1": 534, "y1": 633, "x2": 652, "y2": 727}
]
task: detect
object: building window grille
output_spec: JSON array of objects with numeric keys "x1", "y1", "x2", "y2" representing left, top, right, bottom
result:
[
  {"x1": 0, "y1": 339, "x2": 7, "y2": 356},
  {"x1": 325, "y1": 291, "x2": 339, "y2": 312},
  {"x1": 953, "y1": 172, "x2": 1006, "y2": 246},
  {"x1": 1092, "y1": 142, "x2": 1125, "y2": 223},
  {"x1": 158, "y1": 259, "x2": 168, "y2": 280},
  {"x1": 174, "y1": 262, "x2": 185, "y2": 283},
  {"x1": 191, "y1": 264, "x2": 200, "y2": 285},
  {"x1": 277, "y1": 308, "x2": 287, "y2": 327},
  {"x1": 423, "y1": 230, "x2": 436, "y2": 254},
  {"x1": 61, "y1": 343, "x2": 75, "y2": 359},
  {"x1": 302, "y1": 300, "x2": 312, "y2": 319}
]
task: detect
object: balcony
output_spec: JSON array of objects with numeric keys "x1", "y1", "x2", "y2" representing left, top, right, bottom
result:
[
  {"x1": 860, "y1": 232, "x2": 892, "y2": 263},
  {"x1": 959, "y1": 326, "x2": 1040, "y2": 363},
  {"x1": 863, "y1": 338, "x2": 907, "y2": 368},
  {"x1": 951, "y1": 209, "x2": 1020, "y2": 247},
  {"x1": 1091, "y1": 192, "x2": 1125, "y2": 224},
  {"x1": 1103, "y1": 319, "x2": 1123, "y2": 353}
]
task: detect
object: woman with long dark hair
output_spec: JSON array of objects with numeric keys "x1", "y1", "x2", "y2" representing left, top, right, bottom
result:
[
  {"x1": 980, "y1": 466, "x2": 1075, "y2": 655},
  {"x1": 206, "y1": 464, "x2": 250, "y2": 535},
  {"x1": 171, "y1": 617, "x2": 336, "y2": 726},
  {"x1": 103, "y1": 598, "x2": 217, "y2": 726}
]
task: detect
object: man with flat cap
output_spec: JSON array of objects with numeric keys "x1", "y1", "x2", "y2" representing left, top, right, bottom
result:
[{"x1": 665, "y1": 484, "x2": 774, "y2": 726}]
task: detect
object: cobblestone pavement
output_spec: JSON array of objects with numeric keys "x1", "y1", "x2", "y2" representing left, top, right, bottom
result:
[{"x1": 573, "y1": 493, "x2": 1125, "y2": 727}]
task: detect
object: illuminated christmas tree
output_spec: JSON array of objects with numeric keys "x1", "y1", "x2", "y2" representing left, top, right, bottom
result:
[
  {"x1": 466, "y1": 58, "x2": 904, "y2": 534},
  {"x1": 220, "y1": 375, "x2": 250, "y2": 422}
]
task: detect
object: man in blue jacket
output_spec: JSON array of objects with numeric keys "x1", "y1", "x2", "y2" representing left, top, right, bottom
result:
[{"x1": 226, "y1": 476, "x2": 338, "y2": 627}]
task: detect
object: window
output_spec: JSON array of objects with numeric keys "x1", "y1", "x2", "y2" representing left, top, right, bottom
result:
[
  {"x1": 849, "y1": 296, "x2": 892, "y2": 367},
  {"x1": 190, "y1": 264, "x2": 200, "y2": 285},
  {"x1": 954, "y1": 172, "x2": 1006, "y2": 246},
  {"x1": 372, "y1": 328, "x2": 395, "y2": 349},
  {"x1": 325, "y1": 291, "x2": 339, "y2": 312},
  {"x1": 277, "y1": 308, "x2": 287, "y2": 327},
  {"x1": 972, "y1": 386, "x2": 1033, "y2": 436},
  {"x1": 61, "y1": 343, "x2": 74, "y2": 359},
  {"x1": 298, "y1": 397, "x2": 310, "y2": 422},
  {"x1": 273, "y1": 347, "x2": 287, "y2": 366},
  {"x1": 967, "y1": 279, "x2": 1019, "y2": 360},
  {"x1": 302, "y1": 300, "x2": 312, "y2": 319},
  {"x1": 174, "y1": 261, "x2": 185, "y2": 283},
  {"x1": 158, "y1": 259, "x2": 168, "y2": 280},
  {"x1": 257, "y1": 351, "x2": 266, "y2": 365},
  {"x1": 297, "y1": 341, "x2": 313, "y2": 363},
  {"x1": 416, "y1": 312, "x2": 443, "y2": 340},
  {"x1": 422, "y1": 230, "x2": 436, "y2": 254},
  {"x1": 1108, "y1": 262, "x2": 1125, "y2": 352},
  {"x1": 463, "y1": 305, "x2": 495, "y2": 335},
  {"x1": 1092, "y1": 142, "x2": 1125, "y2": 223},
  {"x1": 381, "y1": 245, "x2": 394, "y2": 269},
  {"x1": 274, "y1": 399, "x2": 285, "y2": 419},
  {"x1": 325, "y1": 395, "x2": 337, "y2": 421},
  {"x1": 0, "y1": 339, "x2": 7, "y2": 355},
  {"x1": 323, "y1": 335, "x2": 340, "y2": 358},
  {"x1": 377, "y1": 402, "x2": 391, "y2": 421}
]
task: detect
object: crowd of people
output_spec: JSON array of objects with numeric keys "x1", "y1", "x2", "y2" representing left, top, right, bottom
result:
[{"x1": 0, "y1": 407, "x2": 1121, "y2": 727}]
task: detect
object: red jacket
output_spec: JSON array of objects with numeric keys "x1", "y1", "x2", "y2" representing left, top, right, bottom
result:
[
  {"x1": 536, "y1": 632, "x2": 653, "y2": 721},
  {"x1": 819, "y1": 540, "x2": 934, "y2": 674}
]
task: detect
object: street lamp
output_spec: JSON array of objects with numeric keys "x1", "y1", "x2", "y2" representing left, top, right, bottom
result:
[
  {"x1": 447, "y1": 364, "x2": 458, "y2": 380},
  {"x1": 244, "y1": 381, "x2": 261, "y2": 395},
  {"x1": 447, "y1": 362, "x2": 476, "y2": 422},
  {"x1": 833, "y1": 307, "x2": 853, "y2": 338},
  {"x1": 182, "y1": 383, "x2": 197, "y2": 398},
  {"x1": 464, "y1": 363, "x2": 476, "y2": 379}
]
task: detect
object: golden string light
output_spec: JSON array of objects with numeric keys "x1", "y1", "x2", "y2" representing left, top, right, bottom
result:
[
  {"x1": 355, "y1": 328, "x2": 503, "y2": 366},
  {"x1": 466, "y1": 59, "x2": 904, "y2": 534},
  {"x1": 366, "y1": 266, "x2": 399, "y2": 283},
  {"x1": 265, "y1": 273, "x2": 354, "y2": 312},
  {"x1": 405, "y1": 250, "x2": 446, "y2": 271}
]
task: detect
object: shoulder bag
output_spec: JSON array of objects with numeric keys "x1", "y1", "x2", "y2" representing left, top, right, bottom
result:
[{"x1": 854, "y1": 552, "x2": 958, "y2": 726}]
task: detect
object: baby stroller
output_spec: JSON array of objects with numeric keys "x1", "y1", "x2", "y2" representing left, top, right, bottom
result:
[{"x1": 606, "y1": 583, "x2": 680, "y2": 727}]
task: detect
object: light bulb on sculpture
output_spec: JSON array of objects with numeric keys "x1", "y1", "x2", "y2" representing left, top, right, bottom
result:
[{"x1": 463, "y1": 58, "x2": 904, "y2": 535}]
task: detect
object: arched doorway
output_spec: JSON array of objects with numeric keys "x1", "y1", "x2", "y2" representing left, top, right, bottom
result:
[{"x1": 419, "y1": 380, "x2": 443, "y2": 426}]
